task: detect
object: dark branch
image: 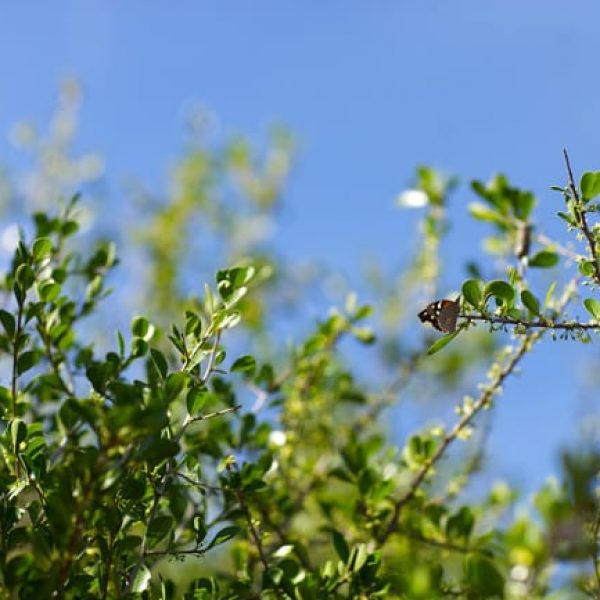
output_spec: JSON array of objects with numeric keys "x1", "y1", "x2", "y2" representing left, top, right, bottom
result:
[
  {"x1": 563, "y1": 149, "x2": 600, "y2": 286},
  {"x1": 460, "y1": 313, "x2": 600, "y2": 331}
]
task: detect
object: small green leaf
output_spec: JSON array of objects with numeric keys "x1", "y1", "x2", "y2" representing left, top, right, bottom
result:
[
  {"x1": 350, "y1": 543, "x2": 369, "y2": 573},
  {"x1": 17, "y1": 351, "x2": 38, "y2": 375},
  {"x1": 231, "y1": 355, "x2": 256, "y2": 376},
  {"x1": 186, "y1": 387, "x2": 209, "y2": 415},
  {"x1": 11, "y1": 419, "x2": 27, "y2": 450},
  {"x1": 462, "y1": 279, "x2": 483, "y2": 308},
  {"x1": 150, "y1": 348, "x2": 168, "y2": 380},
  {"x1": 468, "y1": 203, "x2": 506, "y2": 226},
  {"x1": 0, "y1": 310, "x2": 15, "y2": 338},
  {"x1": 331, "y1": 529, "x2": 350, "y2": 562},
  {"x1": 16, "y1": 264, "x2": 35, "y2": 290},
  {"x1": 131, "y1": 564, "x2": 152, "y2": 593},
  {"x1": 39, "y1": 281, "x2": 60, "y2": 302},
  {"x1": 579, "y1": 260, "x2": 596, "y2": 277},
  {"x1": 529, "y1": 250, "x2": 559, "y2": 268},
  {"x1": 86, "y1": 275, "x2": 103, "y2": 300},
  {"x1": 521, "y1": 290, "x2": 540, "y2": 316},
  {"x1": 543, "y1": 281, "x2": 557, "y2": 309},
  {"x1": 31, "y1": 237, "x2": 52, "y2": 261},
  {"x1": 131, "y1": 338, "x2": 148, "y2": 358},
  {"x1": 207, "y1": 525, "x2": 241, "y2": 549},
  {"x1": 464, "y1": 555, "x2": 504, "y2": 597},
  {"x1": 584, "y1": 298, "x2": 600, "y2": 321},
  {"x1": 580, "y1": 171, "x2": 600, "y2": 201},
  {"x1": 165, "y1": 372, "x2": 188, "y2": 402},
  {"x1": 426, "y1": 331, "x2": 460, "y2": 356},
  {"x1": 446, "y1": 506, "x2": 475, "y2": 541},
  {"x1": 484, "y1": 280, "x2": 515, "y2": 307},
  {"x1": 131, "y1": 316, "x2": 154, "y2": 341}
]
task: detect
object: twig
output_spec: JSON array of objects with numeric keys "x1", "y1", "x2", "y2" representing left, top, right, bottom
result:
[
  {"x1": 235, "y1": 484, "x2": 271, "y2": 574},
  {"x1": 376, "y1": 332, "x2": 539, "y2": 545},
  {"x1": 461, "y1": 313, "x2": 600, "y2": 331},
  {"x1": 563, "y1": 149, "x2": 600, "y2": 286},
  {"x1": 201, "y1": 330, "x2": 221, "y2": 383},
  {"x1": 186, "y1": 405, "x2": 241, "y2": 426},
  {"x1": 145, "y1": 548, "x2": 207, "y2": 557}
]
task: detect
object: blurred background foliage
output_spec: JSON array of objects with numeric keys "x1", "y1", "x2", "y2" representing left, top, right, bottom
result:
[{"x1": 0, "y1": 82, "x2": 598, "y2": 598}]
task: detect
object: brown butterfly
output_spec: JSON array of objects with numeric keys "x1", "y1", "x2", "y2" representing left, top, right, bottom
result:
[{"x1": 418, "y1": 298, "x2": 460, "y2": 334}]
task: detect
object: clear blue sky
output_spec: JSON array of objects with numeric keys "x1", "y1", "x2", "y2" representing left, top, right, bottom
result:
[{"x1": 1, "y1": 1, "x2": 599, "y2": 494}]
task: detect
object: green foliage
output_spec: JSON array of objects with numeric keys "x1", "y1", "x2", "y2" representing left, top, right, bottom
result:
[{"x1": 0, "y1": 100, "x2": 600, "y2": 599}]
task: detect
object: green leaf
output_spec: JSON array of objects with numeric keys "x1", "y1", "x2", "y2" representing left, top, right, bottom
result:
[
  {"x1": 165, "y1": 372, "x2": 188, "y2": 402},
  {"x1": 579, "y1": 260, "x2": 596, "y2": 277},
  {"x1": 464, "y1": 555, "x2": 504, "y2": 597},
  {"x1": 426, "y1": 331, "x2": 460, "y2": 356},
  {"x1": 484, "y1": 280, "x2": 515, "y2": 307},
  {"x1": 584, "y1": 298, "x2": 600, "y2": 321},
  {"x1": 446, "y1": 506, "x2": 475, "y2": 540},
  {"x1": 207, "y1": 525, "x2": 241, "y2": 549},
  {"x1": 131, "y1": 316, "x2": 154, "y2": 341},
  {"x1": 15, "y1": 264, "x2": 35, "y2": 290},
  {"x1": 131, "y1": 338, "x2": 148, "y2": 358},
  {"x1": 11, "y1": 419, "x2": 27, "y2": 451},
  {"x1": 31, "y1": 237, "x2": 52, "y2": 261},
  {"x1": 462, "y1": 279, "x2": 483, "y2": 308},
  {"x1": 131, "y1": 564, "x2": 152, "y2": 593},
  {"x1": 543, "y1": 281, "x2": 557, "y2": 309},
  {"x1": 150, "y1": 348, "x2": 168, "y2": 380},
  {"x1": 468, "y1": 202, "x2": 506, "y2": 226},
  {"x1": 39, "y1": 280, "x2": 60, "y2": 302},
  {"x1": 17, "y1": 351, "x2": 38, "y2": 375},
  {"x1": 0, "y1": 310, "x2": 15, "y2": 338},
  {"x1": 186, "y1": 387, "x2": 209, "y2": 415},
  {"x1": 231, "y1": 355, "x2": 256, "y2": 376},
  {"x1": 139, "y1": 437, "x2": 180, "y2": 466},
  {"x1": 520, "y1": 290, "x2": 540, "y2": 316},
  {"x1": 529, "y1": 250, "x2": 559, "y2": 268},
  {"x1": 580, "y1": 171, "x2": 600, "y2": 200},
  {"x1": 331, "y1": 529, "x2": 350, "y2": 562}
]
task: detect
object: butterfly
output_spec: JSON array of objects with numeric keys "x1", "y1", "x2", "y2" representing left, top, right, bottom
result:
[{"x1": 418, "y1": 298, "x2": 460, "y2": 333}]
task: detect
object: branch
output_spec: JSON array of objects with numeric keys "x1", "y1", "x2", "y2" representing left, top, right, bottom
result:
[
  {"x1": 563, "y1": 149, "x2": 600, "y2": 286},
  {"x1": 185, "y1": 404, "x2": 241, "y2": 426},
  {"x1": 461, "y1": 313, "x2": 600, "y2": 331},
  {"x1": 235, "y1": 484, "x2": 271, "y2": 574},
  {"x1": 376, "y1": 332, "x2": 539, "y2": 545}
]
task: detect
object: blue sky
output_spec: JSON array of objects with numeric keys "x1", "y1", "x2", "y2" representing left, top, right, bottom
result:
[{"x1": 1, "y1": 1, "x2": 599, "y2": 494}]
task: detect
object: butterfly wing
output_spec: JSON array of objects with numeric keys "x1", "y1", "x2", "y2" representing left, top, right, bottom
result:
[
  {"x1": 418, "y1": 299, "x2": 460, "y2": 333},
  {"x1": 438, "y1": 299, "x2": 460, "y2": 333},
  {"x1": 418, "y1": 301, "x2": 444, "y2": 332}
]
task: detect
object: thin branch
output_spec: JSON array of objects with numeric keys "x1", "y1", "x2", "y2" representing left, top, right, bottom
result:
[
  {"x1": 201, "y1": 330, "x2": 221, "y2": 383},
  {"x1": 564, "y1": 149, "x2": 600, "y2": 286},
  {"x1": 460, "y1": 313, "x2": 600, "y2": 331},
  {"x1": 186, "y1": 404, "x2": 241, "y2": 426},
  {"x1": 145, "y1": 548, "x2": 207, "y2": 557},
  {"x1": 376, "y1": 332, "x2": 539, "y2": 545}
]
